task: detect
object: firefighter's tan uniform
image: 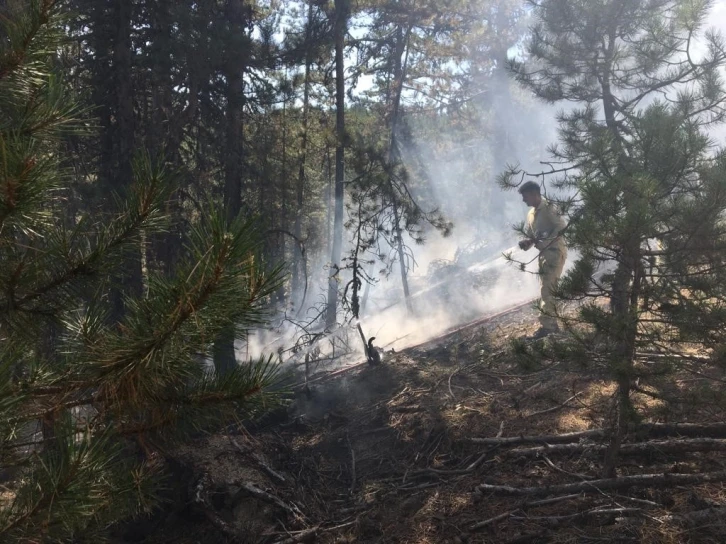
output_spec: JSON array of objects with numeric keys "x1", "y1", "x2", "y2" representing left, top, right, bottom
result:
[{"x1": 526, "y1": 198, "x2": 567, "y2": 330}]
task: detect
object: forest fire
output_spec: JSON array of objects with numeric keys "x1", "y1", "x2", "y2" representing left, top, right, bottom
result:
[{"x1": 2, "y1": 0, "x2": 726, "y2": 542}]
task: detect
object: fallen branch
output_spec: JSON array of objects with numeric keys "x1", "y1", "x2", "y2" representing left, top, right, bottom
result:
[
  {"x1": 272, "y1": 521, "x2": 357, "y2": 544},
  {"x1": 293, "y1": 360, "x2": 369, "y2": 389},
  {"x1": 229, "y1": 436, "x2": 286, "y2": 484},
  {"x1": 496, "y1": 421, "x2": 505, "y2": 438},
  {"x1": 637, "y1": 422, "x2": 726, "y2": 438},
  {"x1": 448, "y1": 368, "x2": 460, "y2": 401},
  {"x1": 470, "y1": 493, "x2": 582, "y2": 530},
  {"x1": 504, "y1": 438, "x2": 726, "y2": 459},
  {"x1": 347, "y1": 434, "x2": 356, "y2": 495},
  {"x1": 469, "y1": 422, "x2": 726, "y2": 446},
  {"x1": 509, "y1": 507, "x2": 642, "y2": 525},
  {"x1": 476, "y1": 470, "x2": 726, "y2": 497},
  {"x1": 541, "y1": 455, "x2": 592, "y2": 480},
  {"x1": 470, "y1": 428, "x2": 604, "y2": 446},
  {"x1": 232, "y1": 481, "x2": 304, "y2": 520},
  {"x1": 466, "y1": 449, "x2": 494, "y2": 472},
  {"x1": 658, "y1": 507, "x2": 726, "y2": 526},
  {"x1": 194, "y1": 473, "x2": 240, "y2": 542},
  {"x1": 273, "y1": 528, "x2": 317, "y2": 544},
  {"x1": 524, "y1": 393, "x2": 581, "y2": 418}
]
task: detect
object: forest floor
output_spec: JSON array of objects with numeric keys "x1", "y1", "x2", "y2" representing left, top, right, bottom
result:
[{"x1": 135, "y1": 304, "x2": 726, "y2": 544}]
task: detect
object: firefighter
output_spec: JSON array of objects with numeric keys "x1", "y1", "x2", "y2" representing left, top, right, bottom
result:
[{"x1": 517, "y1": 181, "x2": 567, "y2": 339}]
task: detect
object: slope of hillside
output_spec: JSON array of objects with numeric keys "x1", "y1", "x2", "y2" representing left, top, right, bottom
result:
[{"x1": 124, "y1": 305, "x2": 726, "y2": 544}]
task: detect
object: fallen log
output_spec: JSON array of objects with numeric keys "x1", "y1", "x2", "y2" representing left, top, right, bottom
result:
[
  {"x1": 658, "y1": 506, "x2": 726, "y2": 526},
  {"x1": 638, "y1": 422, "x2": 726, "y2": 438},
  {"x1": 470, "y1": 493, "x2": 582, "y2": 530},
  {"x1": 509, "y1": 507, "x2": 642, "y2": 525},
  {"x1": 470, "y1": 428, "x2": 604, "y2": 446},
  {"x1": 476, "y1": 470, "x2": 726, "y2": 497},
  {"x1": 469, "y1": 422, "x2": 726, "y2": 446},
  {"x1": 504, "y1": 438, "x2": 726, "y2": 458}
]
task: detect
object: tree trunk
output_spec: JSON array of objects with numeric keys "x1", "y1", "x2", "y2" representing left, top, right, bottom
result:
[
  {"x1": 109, "y1": 0, "x2": 142, "y2": 320},
  {"x1": 387, "y1": 24, "x2": 413, "y2": 314},
  {"x1": 325, "y1": 0, "x2": 348, "y2": 329},
  {"x1": 600, "y1": 28, "x2": 639, "y2": 479},
  {"x1": 292, "y1": 0, "x2": 314, "y2": 309},
  {"x1": 215, "y1": 0, "x2": 247, "y2": 375},
  {"x1": 147, "y1": 0, "x2": 182, "y2": 278},
  {"x1": 278, "y1": 101, "x2": 288, "y2": 306},
  {"x1": 223, "y1": 0, "x2": 245, "y2": 225}
]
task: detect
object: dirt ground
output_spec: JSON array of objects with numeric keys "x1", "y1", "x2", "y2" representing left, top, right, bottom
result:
[{"x1": 143, "y1": 305, "x2": 726, "y2": 544}]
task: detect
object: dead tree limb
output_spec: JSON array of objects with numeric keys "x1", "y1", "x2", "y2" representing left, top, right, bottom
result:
[
  {"x1": 273, "y1": 528, "x2": 318, "y2": 544},
  {"x1": 636, "y1": 422, "x2": 726, "y2": 438},
  {"x1": 476, "y1": 470, "x2": 726, "y2": 497},
  {"x1": 232, "y1": 481, "x2": 304, "y2": 520},
  {"x1": 524, "y1": 393, "x2": 581, "y2": 418},
  {"x1": 229, "y1": 436, "x2": 287, "y2": 484},
  {"x1": 470, "y1": 493, "x2": 582, "y2": 531},
  {"x1": 194, "y1": 473, "x2": 240, "y2": 542},
  {"x1": 470, "y1": 428, "x2": 605, "y2": 446},
  {"x1": 509, "y1": 507, "x2": 643, "y2": 525},
  {"x1": 347, "y1": 434, "x2": 356, "y2": 495},
  {"x1": 505, "y1": 438, "x2": 726, "y2": 459},
  {"x1": 272, "y1": 521, "x2": 357, "y2": 544},
  {"x1": 469, "y1": 423, "x2": 726, "y2": 446},
  {"x1": 658, "y1": 507, "x2": 726, "y2": 526}
]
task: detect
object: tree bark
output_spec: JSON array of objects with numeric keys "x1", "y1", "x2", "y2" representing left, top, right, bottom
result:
[
  {"x1": 325, "y1": 0, "x2": 348, "y2": 329},
  {"x1": 292, "y1": 0, "x2": 314, "y2": 309},
  {"x1": 599, "y1": 22, "x2": 639, "y2": 479},
  {"x1": 108, "y1": 0, "x2": 142, "y2": 321},
  {"x1": 223, "y1": 0, "x2": 246, "y2": 225},
  {"x1": 387, "y1": 24, "x2": 413, "y2": 315},
  {"x1": 215, "y1": 0, "x2": 248, "y2": 375}
]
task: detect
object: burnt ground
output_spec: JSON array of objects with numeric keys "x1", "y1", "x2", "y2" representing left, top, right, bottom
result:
[{"x1": 138, "y1": 305, "x2": 726, "y2": 544}]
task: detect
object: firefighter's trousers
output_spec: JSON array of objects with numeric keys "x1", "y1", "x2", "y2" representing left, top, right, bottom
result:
[{"x1": 538, "y1": 246, "x2": 566, "y2": 330}]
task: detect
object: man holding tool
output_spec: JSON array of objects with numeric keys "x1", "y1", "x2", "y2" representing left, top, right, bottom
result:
[{"x1": 518, "y1": 181, "x2": 567, "y2": 339}]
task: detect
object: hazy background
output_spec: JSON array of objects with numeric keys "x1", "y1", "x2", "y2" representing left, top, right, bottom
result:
[{"x1": 245, "y1": 0, "x2": 726, "y2": 364}]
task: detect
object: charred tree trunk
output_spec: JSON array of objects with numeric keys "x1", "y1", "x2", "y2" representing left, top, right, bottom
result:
[
  {"x1": 325, "y1": 0, "x2": 348, "y2": 329},
  {"x1": 147, "y1": 0, "x2": 182, "y2": 278},
  {"x1": 277, "y1": 101, "x2": 288, "y2": 306},
  {"x1": 223, "y1": 0, "x2": 245, "y2": 226},
  {"x1": 292, "y1": 0, "x2": 315, "y2": 309},
  {"x1": 387, "y1": 24, "x2": 413, "y2": 314},
  {"x1": 215, "y1": 0, "x2": 248, "y2": 375},
  {"x1": 108, "y1": 0, "x2": 141, "y2": 319}
]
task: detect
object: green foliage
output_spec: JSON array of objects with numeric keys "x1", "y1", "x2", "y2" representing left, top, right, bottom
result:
[
  {"x1": 0, "y1": 2, "x2": 285, "y2": 540},
  {"x1": 501, "y1": 0, "x2": 726, "y2": 473}
]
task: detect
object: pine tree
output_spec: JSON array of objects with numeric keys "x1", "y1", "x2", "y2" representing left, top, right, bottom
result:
[
  {"x1": 501, "y1": 0, "x2": 726, "y2": 476},
  {"x1": 0, "y1": 2, "x2": 283, "y2": 540}
]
